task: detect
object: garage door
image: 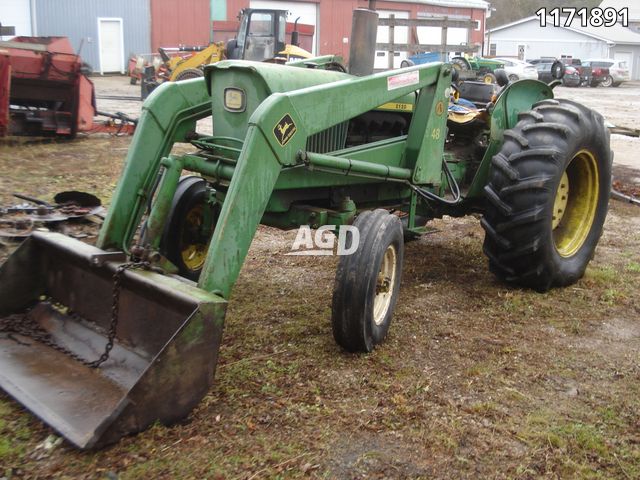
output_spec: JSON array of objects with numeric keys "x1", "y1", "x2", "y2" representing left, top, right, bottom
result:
[
  {"x1": 250, "y1": 0, "x2": 318, "y2": 54},
  {"x1": 375, "y1": 10, "x2": 409, "y2": 70},
  {"x1": 1, "y1": 0, "x2": 32, "y2": 36}
]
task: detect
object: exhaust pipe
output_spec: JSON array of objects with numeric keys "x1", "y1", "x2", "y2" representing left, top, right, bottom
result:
[{"x1": 348, "y1": 9, "x2": 379, "y2": 76}]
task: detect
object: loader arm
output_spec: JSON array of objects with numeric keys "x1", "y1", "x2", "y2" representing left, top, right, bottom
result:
[
  {"x1": 168, "y1": 44, "x2": 224, "y2": 81},
  {"x1": 197, "y1": 61, "x2": 452, "y2": 297},
  {"x1": 98, "y1": 78, "x2": 212, "y2": 251}
]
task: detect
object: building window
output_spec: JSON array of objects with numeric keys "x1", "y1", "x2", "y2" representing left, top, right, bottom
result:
[{"x1": 489, "y1": 43, "x2": 496, "y2": 56}]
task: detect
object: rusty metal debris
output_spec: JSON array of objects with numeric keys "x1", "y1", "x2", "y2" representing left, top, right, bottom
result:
[{"x1": 0, "y1": 191, "x2": 104, "y2": 239}]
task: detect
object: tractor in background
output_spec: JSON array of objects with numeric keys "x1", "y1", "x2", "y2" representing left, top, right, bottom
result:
[{"x1": 140, "y1": 8, "x2": 314, "y2": 98}]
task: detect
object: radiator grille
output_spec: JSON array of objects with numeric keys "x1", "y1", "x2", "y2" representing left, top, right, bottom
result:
[{"x1": 305, "y1": 122, "x2": 348, "y2": 154}]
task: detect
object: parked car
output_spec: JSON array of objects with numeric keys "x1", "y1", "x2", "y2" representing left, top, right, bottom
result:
[
  {"x1": 562, "y1": 66, "x2": 582, "y2": 87},
  {"x1": 581, "y1": 61, "x2": 610, "y2": 87},
  {"x1": 527, "y1": 57, "x2": 557, "y2": 65},
  {"x1": 560, "y1": 58, "x2": 592, "y2": 86},
  {"x1": 535, "y1": 61, "x2": 565, "y2": 84},
  {"x1": 583, "y1": 59, "x2": 630, "y2": 87},
  {"x1": 492, "y1": 57, "x2": 538, "y2": 81}
]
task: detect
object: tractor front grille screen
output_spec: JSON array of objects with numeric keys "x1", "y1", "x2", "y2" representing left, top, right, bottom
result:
[{"x1": 306, "y1": 122, "x2": 348, "y2": 154}]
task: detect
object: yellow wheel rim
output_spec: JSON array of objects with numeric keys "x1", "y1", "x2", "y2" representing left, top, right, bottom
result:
[
  {"x1": 552, "y1": 149, "x2": 599, "y2": 257},
  {"x1": 483, "y1": 75, "x2": 493, "y2": 84},
  {"x1": 180, "y1": 204, "x2": 209, "y2": 271},
  {"x1": 373, "y1": 245, "x2": 397, "y2": 325}
]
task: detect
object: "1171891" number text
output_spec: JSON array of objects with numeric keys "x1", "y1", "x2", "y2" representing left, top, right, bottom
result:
[{"x1": 535, "y1": 7, "x2": 628, "y2": 28}]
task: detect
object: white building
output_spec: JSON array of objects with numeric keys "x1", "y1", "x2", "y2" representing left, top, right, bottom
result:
[
  {"x1": 486, "y1": 15, "x2": 640, "y2": 80},
  {"x1": 599, "y1": 0, "x2": 640, "y2": 33}
]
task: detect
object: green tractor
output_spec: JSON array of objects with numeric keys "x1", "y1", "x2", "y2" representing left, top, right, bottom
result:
[
  {"x1": 452, "y1": 54, "x2": 505, "y2": 83},
  {"x1": 0, "y1": 39, "x2": 611, "y2": 447}
]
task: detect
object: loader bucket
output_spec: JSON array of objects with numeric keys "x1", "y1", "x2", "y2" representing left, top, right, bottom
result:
[{"x1": 0, "y1": 232, "x2": 226, "y2": 449}]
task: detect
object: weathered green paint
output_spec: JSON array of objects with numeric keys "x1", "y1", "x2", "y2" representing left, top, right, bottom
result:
[
  {"x1": 97, "y1": 78, "x2": 212, "y2": 251},
  {"x1": 194, "y1": 61, "x2": 449, "y2": 297},
  {"x1": 94, "y1": 60, "x2": 552, "y2": 303},
  {"x1": 285, "y1": 55, "x2": 345, "y2": 68},
  {"x1": 207, "y1": 61, "x2": 351, "y2": 141},
  {"x1": 145, "y1": 156, "x2": 183, "y2": 249},
  {"x1": 406, "y1": 67, "x2": 451, "y2": 184},
  {"x1": 301, "y1": 151, "x2": 413, "y2": 181},
  {"x1": 197, "y1": 126, "x2": 283, "y2": 297}
]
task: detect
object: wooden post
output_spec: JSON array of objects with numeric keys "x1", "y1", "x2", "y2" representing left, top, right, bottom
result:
[{"x1": 440, "y1": 18, "x2": 448, "y2": 62}]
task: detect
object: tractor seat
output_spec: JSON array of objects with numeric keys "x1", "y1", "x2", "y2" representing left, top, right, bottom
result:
[{"x1": 456, "y1": 81, "x2": 499, "y2": 108}]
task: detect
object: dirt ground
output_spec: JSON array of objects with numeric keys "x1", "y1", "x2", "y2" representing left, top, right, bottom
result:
[{"x1": 0, "y1": 77, "x2": 639, "y2": 479}]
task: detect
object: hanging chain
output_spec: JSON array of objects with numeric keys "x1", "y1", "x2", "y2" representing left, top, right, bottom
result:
[
  {"x1": 0, "y1": 260, "x2": 151, "y2": 369},
  {"x1": 0, "y1": 311, "x2": 94, "y2": 366},
  {"x1": 88, "y1": 261, "x2": 150, "y2": 368}
]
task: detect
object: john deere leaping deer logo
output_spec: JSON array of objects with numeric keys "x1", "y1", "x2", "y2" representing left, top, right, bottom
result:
[{"x1": 273, "y1": 114, "x2": 297, "y2": 147}]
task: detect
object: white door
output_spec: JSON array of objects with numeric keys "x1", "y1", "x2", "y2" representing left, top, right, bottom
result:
[
  {"x1": 375, "y1": 10, "x2": 409, "y2": 70},
  {"x1": 98, "y1": 18, "x2": 124, "y2": 74},
  {"x1": 250, "y1": 0, "x2": 318, "y2": 54}
]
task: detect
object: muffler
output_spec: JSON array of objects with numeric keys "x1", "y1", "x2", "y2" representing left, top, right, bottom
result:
[{"x1": 0, "y1": 231, "x2": 226, "y2": 449}]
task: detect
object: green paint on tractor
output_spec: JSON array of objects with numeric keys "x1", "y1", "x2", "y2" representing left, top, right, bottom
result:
[{"x1": 0, "y1": 52, "x2": 612, "y2": 449}]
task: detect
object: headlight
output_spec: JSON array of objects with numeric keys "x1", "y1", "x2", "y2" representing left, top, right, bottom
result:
[{"x1": 224, "y1": 88, "x2": 246, "y2": 112}]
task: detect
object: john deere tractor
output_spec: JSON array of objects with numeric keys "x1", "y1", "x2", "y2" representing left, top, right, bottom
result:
[
  {"x1": 451, "y1": 54, "x2": 505, "y2": 83},
  {"x1": 0, "y1": 10, "x2": 610, "y2": 449}
]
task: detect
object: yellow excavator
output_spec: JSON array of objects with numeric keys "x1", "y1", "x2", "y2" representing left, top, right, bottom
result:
[{"x1": 141, "y1": 8, "x2": 313, "y2": 98}]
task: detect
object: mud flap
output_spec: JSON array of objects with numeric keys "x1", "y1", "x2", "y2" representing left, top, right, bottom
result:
[{"x1": 0, "y1": 232, "x2": 226, "y2": 449}]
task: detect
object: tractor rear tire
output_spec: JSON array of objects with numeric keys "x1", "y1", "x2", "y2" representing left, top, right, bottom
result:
[
  {"x1": 481, "y1": 99, "x2": 611, "y2": 292},
  {"x1": 451, "y1": 57, "x2": 471, "y2": 71},
  {"x1": 160, "y1": 176, "x2": 218, "y2": 281},
  {"x1": 174, "y1": 68, "x2": 204, "y2": 81},
  {"x1": 332, "y1": 209, "x2": 404, "y2": 352}
]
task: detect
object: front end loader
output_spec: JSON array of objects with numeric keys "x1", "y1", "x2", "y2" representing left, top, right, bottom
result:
[{"x1": 0, "y1": 55, "x2": 611, "y2": 448}]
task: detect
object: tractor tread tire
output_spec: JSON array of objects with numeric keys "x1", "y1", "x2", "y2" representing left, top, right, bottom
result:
[
  {"x1": 332, "y1": 209, "x2": 404, "y2": 353},
  {"x1": 481, "y1": 99, "x2": 612, "y2": 292}
]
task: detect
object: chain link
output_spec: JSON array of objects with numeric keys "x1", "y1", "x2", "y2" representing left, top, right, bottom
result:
[{"x1": 0, "y1": 261, "x2": 150, "y2": 369}]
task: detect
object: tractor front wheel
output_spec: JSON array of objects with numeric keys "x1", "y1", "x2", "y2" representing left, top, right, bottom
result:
[
  {"x1": 481, "y1": 99, "x2": 611, "y2": 291},
  {"x1": 332, "y1": 210, "x2": 404, "y2": 352},
  {"x1": 160, "y1": 176, "x2": 218, "y2": 281}
]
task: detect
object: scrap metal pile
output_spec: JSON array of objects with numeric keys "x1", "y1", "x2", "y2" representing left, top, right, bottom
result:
[{"x1": 0, "y1": 191, "x2": 104, "y2": 240}]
